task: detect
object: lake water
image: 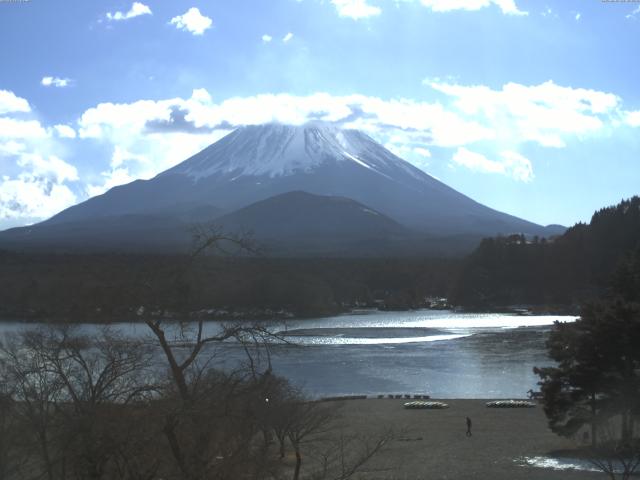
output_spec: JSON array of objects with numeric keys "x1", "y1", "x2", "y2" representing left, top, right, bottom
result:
[{"x1": 0, "y1": 310, "x2": 576, "y2": 399}]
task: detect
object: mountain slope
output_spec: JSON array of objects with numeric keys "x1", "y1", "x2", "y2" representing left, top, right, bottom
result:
[
  {"x1": 0, "y1": 192, "x2": 422, "y2": 256},
  {"x1": 215, "y1": 191, "x2": 419, "y2": 255},
  {"x1": 43, "y1": 123, "x2": 554, "y2": 236},
  {"x1": 217, "y1": 191, "x2": 408, "y2": 238},
  {"x1": 0, "y1": 214, "x2": 195, "y2": 253},
  {"x1": 0, "y1": 123, "x2": 563, "y2": 254}
]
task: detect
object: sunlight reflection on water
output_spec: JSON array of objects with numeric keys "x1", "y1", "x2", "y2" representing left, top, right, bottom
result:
[
  {"x1": 283, "y1": 333, "x2": 471, "y2": 345},
  {"x1": 520, "y1": 456, "x2": 613, "y2": 473},
  {"x1": 278, "y1": 311, "x2": 577, "y2": 333}
]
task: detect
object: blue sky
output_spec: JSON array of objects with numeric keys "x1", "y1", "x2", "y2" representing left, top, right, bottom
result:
[{"x1": 0, "y1": 0, "x2": 639, "y2": 230}]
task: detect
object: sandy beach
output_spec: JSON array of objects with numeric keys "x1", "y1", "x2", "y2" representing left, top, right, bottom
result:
[{"x1": 311, "y1": 398, "x2": 601, "y2": 480}]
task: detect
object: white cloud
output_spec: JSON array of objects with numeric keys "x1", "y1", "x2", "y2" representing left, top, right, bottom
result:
[
  {"x1": 191, "y1": 88, "x2": 212, "y2": 104},
  {"x1": 17, "y1": 153, "x2": 78, "y2": 183},
  {"x1": 86, "y1": 167, "x2": 137, "y2": 198},
  {"x1": 0, "y1": 154, "x2": 78, "y2": 221},
  {"x1": 0, "y1": 176, "x2": 77, "y2": 221},
  {"x1": 452, "y1": 148, "x2": 533, "y2": 182},
  {"x1": 428, "y1": 80, "x2": 620, "y2": 148},
  {"x1": 74, "y1": 88, "x2": 498, "y2": 195},
  {"x1": 384, "y1": 142, "x2": 431, "y2": 165},
  {"x1": 0, "y1": 90, "x2": 30, "y2": 115},
  {"x1": 0, "y1": 89, "x2": 79, "y2": 225},
  {"x1": 492, "y1": 0, "x2": 527, "y2": 15},
  {"x1": 626, "y1": 6, "x2": 640, "y2": 19},
  {"x1": 0, "y1": 141, "x2": 26, "y2": 156},
  {"x1": 453, "y1": 147, "x2": 503, "y2": 173},
  {"x1": 499, "y1": 151, "x2": 534, "y2": 182},
  {"x1": 78, "y1": 98, "x2": 174, "y2": 139},
  {"x1": 41, "y1": 76, "x2": 72, "y2": 88},
  {"x1": 262, "y1": 34, "x2": 273, "y2": 43},
  {"x1": 76, "y1": 80, "x2": 627, "y2": 196},
  {"x1": 282, "y1": 32, "x2": 294, "y2": 43},
  {"x1": 331, "y1": 0, "x2": 382, "y2": 19},
  {"x1": 86, "y1": 131, "x2": 224, "y2": 198},
  {"x1": 575, "y1": 12, "x2": 581, "y2": 21},
  {"x1": 170, "y1": 7, "x2": 212, "y2": 35},
  {"x1": 417, "y1": 0, "x2": 527, "y2": 16},
  {"x1": 626, "y1": 111, "x2": 640, "y2": 127},
  {"x1": 106, "y1": 2, "x2": 152, "y2": 21},
  {"x1": 109, "y1": 146, "x2": 150, "y2": 169},
  {"x1": 415, "y1": 147, "x2": 431, "y2": 157},
  {"x1": 78, "y1": 90, "x2": 229, "y2": 196},
  {"x1": 0, "y1": 118, "x2": 48, "y2": 139},
  {"x1": 53, "y1": 124, "x2": 77, "y2": 139},
  {"x1": 9, "y1": 79, "x2": 631, "y2": 213},
  {"x1": 86, "y1": 147, "x2": 148, "y2": 197}
]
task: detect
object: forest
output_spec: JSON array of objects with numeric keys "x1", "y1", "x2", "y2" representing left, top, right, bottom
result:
[
  {"x1": 0, "y1": 252, "x2": 459, "y2": 322},
  {"x1": 451, "y1": 196, "x2": 640, "y2": 309},
  {"x1": 2, "y1": 196, "x2": 639, "y2": 322}
]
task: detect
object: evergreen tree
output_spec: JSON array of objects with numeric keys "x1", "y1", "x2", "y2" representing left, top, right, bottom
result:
[{"x1": 535, "y1": 300, "x2": 640, "y2": 446}]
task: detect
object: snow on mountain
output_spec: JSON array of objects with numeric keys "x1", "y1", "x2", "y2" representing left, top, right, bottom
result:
[{"x1": 162, "y1": 122, "x2": 421, "y2": 182}]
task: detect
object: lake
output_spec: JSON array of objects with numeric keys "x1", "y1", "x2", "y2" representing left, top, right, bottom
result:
[{"x1": 0, "y1": 310, "x2": 576, "y2": 399}]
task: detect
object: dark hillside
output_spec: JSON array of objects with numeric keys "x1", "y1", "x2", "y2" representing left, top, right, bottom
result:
[{"x1": 451, "y1": 196, "x2": 640, "y2": 309}]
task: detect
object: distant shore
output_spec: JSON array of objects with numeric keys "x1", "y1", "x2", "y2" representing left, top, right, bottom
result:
[
  {"x1": 316, "y1": 398, "x2": 599, "y2": 480},
  {"x1": 0, "y1": 303, "x2": 579, "y2": 324}
]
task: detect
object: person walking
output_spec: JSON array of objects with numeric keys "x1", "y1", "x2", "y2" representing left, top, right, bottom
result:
[{"x1": 466, "y1": 416, "x2": 472, "y2": 436}]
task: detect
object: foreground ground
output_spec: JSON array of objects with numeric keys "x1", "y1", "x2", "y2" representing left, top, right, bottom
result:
[{"x1": 309, "y1": 398, "x2": 601, "y2": 480}]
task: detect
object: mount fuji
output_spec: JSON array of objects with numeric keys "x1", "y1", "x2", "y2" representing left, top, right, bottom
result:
[{"x1": 0, "y1": 123, "x2": 563, "y2": 255}]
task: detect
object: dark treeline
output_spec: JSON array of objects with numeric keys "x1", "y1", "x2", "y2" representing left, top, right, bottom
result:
[
  {"x1": 0, "y1": 252, "x2": 460, "y2": 322},
  {"x1": 452, "y1": 196, "x2": 640, "y2": 309},
  {"x1": 5, "y1": 196, "x2": 638, "y2": 321}
]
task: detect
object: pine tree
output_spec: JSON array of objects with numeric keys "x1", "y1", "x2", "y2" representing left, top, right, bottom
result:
[{"x1": 535, "y1": 300, "x2": 640, "y2": 446}]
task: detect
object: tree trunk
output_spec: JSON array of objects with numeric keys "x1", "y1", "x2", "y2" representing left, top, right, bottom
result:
[
  {"x1": 163, "y1": 416, "x2": 194, "y2": 480},
  {"x1": 38, "y1": 432, "x2": 55, "y2": 480},
  {"x1": 261, "y1": 429, "x2": 272, "y2": 448},
  {"x1": 145, "y1": 321, "x2": 190, "y2": 401},
  {"x1": 293, "y1": 446, "x2": 302, "y2": 480},
  {"x1": 622, "y1": 410, "x2": 631, "y2": 445},
  {"x1": 591, "y1": 392, "x2": 598, "y2": 448}
]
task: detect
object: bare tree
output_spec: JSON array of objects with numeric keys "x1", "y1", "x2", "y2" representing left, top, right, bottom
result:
[
  {"x1": 42, "y1": 327, "x2": 155, "y2": 480},
  {"x1": 142, "y1": 316, "x2": 286, "y2": 480},
  {"x1": 0, "y1": 388, "x2": 28, "y2": 480},
  {"x1": 0, "y1": 330, "x2": 66, "y2": 480},
  {"x1": 286, "y1": 400, "x2": 337, "y2": 480},
  {"x1": 134, "y1": 224, "x2": 291, "y2": 479},
  {"x1": 270, "y1": 391, "x2": 394, "y2": 480},
  {"x1": 311, "y1": 429, "x2": 394, "y2": 480},
  {"x1": 0, "y1": 327, "x2": 156, "y2": 480}
]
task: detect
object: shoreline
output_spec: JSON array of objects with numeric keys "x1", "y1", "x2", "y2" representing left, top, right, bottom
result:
[
  {"x1": 0, "y1": 304, "x2": 578, "y2": 324},
  {"x1": 317, "y1": 394, "x2": 537, "y2": 402}
]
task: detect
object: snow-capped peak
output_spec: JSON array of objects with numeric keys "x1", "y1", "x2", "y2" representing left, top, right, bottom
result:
[{"x1": 163, "y1": 122, "x2": 408, "y2": 180}]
